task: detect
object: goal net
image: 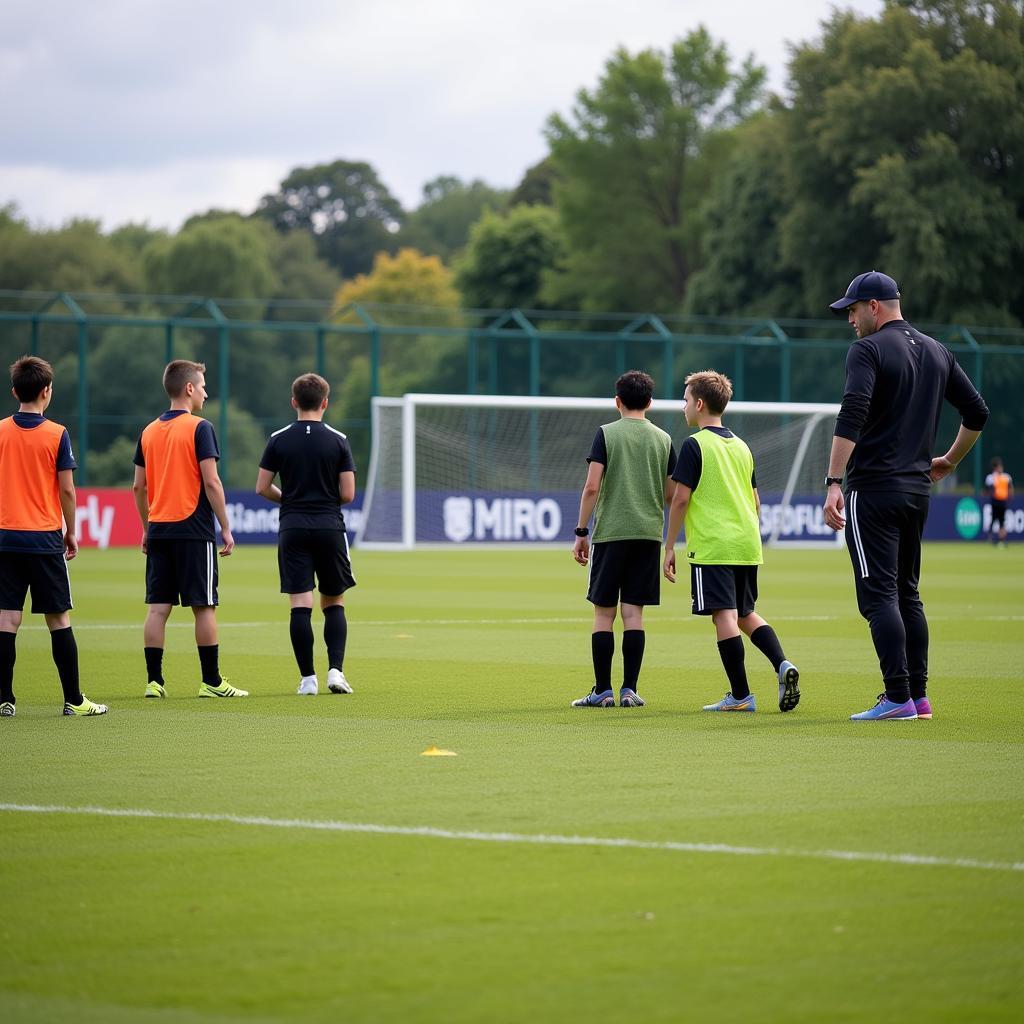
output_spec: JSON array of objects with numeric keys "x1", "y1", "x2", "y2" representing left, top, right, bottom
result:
[{"x1": 356, "y1": 394, "x2": 842, "y2": 549}]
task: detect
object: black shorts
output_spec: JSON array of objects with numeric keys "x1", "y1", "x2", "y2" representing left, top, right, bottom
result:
[
  {"x1": 690, "y1": 564, "x2": 758, "y2": 616},
  {"x1": 146, "y1": 539, "x2": 218, "y2": 607},
  {"x1": 992, "y1": 500, "x2": 1007, "y2": 527},
  {"x1": 278, "y1": 528, "x2": 356, "y2": 596},
  {"x1": 586, "y1": 539, "x2": 661, "y2": 607},
  {"x1": 0, "y1": 551, "x2": 73, "y2": 614}
]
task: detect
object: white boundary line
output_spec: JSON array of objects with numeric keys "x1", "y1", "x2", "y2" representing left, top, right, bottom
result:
[
  {"x1": 21, "y1": 613, "x2": 1020, "y2": 632},
  {"x1": 2, "y1": 804, "x2": 1020, "y2": 874}
]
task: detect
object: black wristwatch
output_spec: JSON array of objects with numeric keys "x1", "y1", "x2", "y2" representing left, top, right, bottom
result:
[
  {"x1": 574, "y1": 527, "x2": 590, "y2": 537},
  {"x1": 825, "y1": 476, "x2": 843, "y2": 487}
]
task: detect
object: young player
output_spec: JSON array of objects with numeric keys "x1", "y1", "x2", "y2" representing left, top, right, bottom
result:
[
  {"x1": 0, "y1": 356, "x2": 107, "y2": 717},
  {"x1": 985, "y1": 458, "x2": 1013, "y2": 546},
  {"x1": 663, "y1": 370, "x2": 800, "y2": 713},
  {"x1": 132, "y1": 360, "x2": 246, "y2": 698},
  {"x1": 571, "y1": 370, "x2": 676, "y2": 708},
  {"x1": 256, "y1": 374, "x2": 356, "y2": 696}
]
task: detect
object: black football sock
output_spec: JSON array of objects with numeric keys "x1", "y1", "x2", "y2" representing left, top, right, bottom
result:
[
  {"x1": 750, "y1": 625, "x2": 785, "y2": 671},
  {"x1": 289, "y1": 608, "x2": 316, "y2": 677},
  {"x1": 621, "y1": 630, "x2": 645, "y2": 690},
  {"x1": 323, "y1": 606, "x2": 347, "y2": 672},
  {"x1": 50, "y1": 626, "x2": 83, "y2": 705},
  {"x1": 144, "y1": 646, "x2": 165, "y2": 685},
  {"x1": 197, "y1": 644, "x2": 221, "y2": 686},
  {"x1": 717, "y1": 635, "x2": 750, "y2": 700},
  {"x1": 591, "y1": 631, "x2": 614, "y2": 692},
  {"x1": 0, "y1": 630, "x2": 15, "y2": 704}
]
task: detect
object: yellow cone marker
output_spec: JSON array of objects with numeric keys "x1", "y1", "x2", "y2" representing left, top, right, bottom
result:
[{"x1": 421, "y1": 745, "x2": 457, "y2": 757}]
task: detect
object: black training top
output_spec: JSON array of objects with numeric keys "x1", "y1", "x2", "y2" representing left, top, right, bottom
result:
[
  {"x1": 259, "y1": 420, "x2": 356, "y2": 530},
  {"x1": 834, "y1": 319, "x2": 989, "y2": 494}
]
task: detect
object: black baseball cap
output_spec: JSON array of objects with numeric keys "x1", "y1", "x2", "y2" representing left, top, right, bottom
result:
[{"x1": 829, "y1": 271, "x2": 901, "y2": 313}]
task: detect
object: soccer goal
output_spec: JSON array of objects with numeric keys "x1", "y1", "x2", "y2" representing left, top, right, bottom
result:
[{"x1": 355, "y1": 394, "x2": 843, "y2": 549}]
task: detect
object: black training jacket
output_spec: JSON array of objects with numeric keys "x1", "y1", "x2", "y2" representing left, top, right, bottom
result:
[{"x1": 833, "y1": 319, "x2": 989, "y2": 494}]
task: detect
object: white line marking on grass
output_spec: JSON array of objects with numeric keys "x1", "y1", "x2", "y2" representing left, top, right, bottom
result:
[
  {"x1": 2, "y1": 804, "x2": 1021, "y2": 874},
  {"x1": 21, "y1": 613, "x2": 1018, "y2": 633}
]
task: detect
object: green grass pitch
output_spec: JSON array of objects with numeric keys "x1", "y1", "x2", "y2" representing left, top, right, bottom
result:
[{"x1": 2, "y1": 543, "x2": 1022, "y2": 1023}]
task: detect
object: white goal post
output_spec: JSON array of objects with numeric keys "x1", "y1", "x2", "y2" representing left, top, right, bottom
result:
[{"x1": 355, "y1": 393, "x2": 843, "y2": 549}]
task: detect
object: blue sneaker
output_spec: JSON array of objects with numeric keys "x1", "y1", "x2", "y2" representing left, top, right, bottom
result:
[
  {"x1": 778, "y1": 661, "x2": 800, "y2": 712},
  {"x1": 702, "y1": 693, "x2": 756, "y2": 712},
  {"x1": 850, "y1": 694, "x2": 918, "y2": 721},
  {"x1": 620, "y1": 688, "x2": 645, "y2": 707},
  {"x1": 572, "y1": 688, "x2": 615, "y2": 708}
]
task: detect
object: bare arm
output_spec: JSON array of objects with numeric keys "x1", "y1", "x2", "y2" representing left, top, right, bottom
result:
[
  {"x1": 255, "y1": 467, "x2": 282, "y2": 504},
  {"x1": 58, "y1": 469, "x2": 78, "y2": 560},
  {"x1": 664, "y1": 475, "x2": 676, "y2": 505},
  {"x1": 339, "y1": 471, "x2": 356, "y2": 506},
  {"x1": 930, "y1": 426, "x2": 982, "y2": 483},
  {"x1": 573, "y1": 461, "x2": 604, "y2": 566},
  {"x1": 200, "y1": 458, "x2": 235, "y2": 556},
  {"x1": 132, "y1": 465, "x2": 149, "y2": 554},
  {"x1": 663, "y1": 483, "x2": 692, "y2": 583}
]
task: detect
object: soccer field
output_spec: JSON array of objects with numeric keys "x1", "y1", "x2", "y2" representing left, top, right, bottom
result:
[{"x1": 2, "y1": 544, "x2": 1022, "y2": 1023}]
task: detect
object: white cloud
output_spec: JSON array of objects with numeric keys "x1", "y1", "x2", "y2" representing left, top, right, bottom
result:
[{"x1": 0, "y1": 0, "x2": 883, "y2": 229}]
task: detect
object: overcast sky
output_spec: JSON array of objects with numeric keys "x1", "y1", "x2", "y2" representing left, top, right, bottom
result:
[{"x1": 0, "y1": 0, "x2": 883, "y2": 232}]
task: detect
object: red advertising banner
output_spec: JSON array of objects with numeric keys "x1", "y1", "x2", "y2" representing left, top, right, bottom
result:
[{"x1": 74, "y1": 488, "x2": 143, "y2": 549}]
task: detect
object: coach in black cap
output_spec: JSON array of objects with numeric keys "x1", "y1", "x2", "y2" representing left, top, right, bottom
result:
[{"x1": 823, "y1": 270, "x2": 990, "y2": 721}]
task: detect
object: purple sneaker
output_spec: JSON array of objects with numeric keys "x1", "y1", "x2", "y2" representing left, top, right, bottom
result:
[
  {"x1": 850, "y1": 694, "x2": 918, "y2": 721},
  {"x1": 914, "y1": 697, "x2": 932, "y2": 719}
]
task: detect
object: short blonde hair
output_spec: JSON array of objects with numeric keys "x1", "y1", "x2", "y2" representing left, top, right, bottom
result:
[{"x1": 684, "y1": 370, "x2": 733, "y2": 415}]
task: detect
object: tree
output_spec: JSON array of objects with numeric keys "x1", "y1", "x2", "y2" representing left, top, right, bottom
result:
[
  {"x1": 255, "y1": 160, "x2": 404, "y2": 279},
  {"x1": 455, "y1": 205, "x2": 565, "y2": 310},
  {"x1": 683, "y1": 111, "x2": 803, "y2": 316},
  {"x1": 333, "y1": 248, "x2": 461, "y2": 314},
  {"x1": 779, "y1": 0, "x2": 1024, "y2": 322},
  {"x1": 0, "y1": 207, "x2": 146, "y2": 293},
  {"x1": 398, "y1": 176, "x2": 508, "y2": 262},
  {"x1": 510, "y1": 157, "x2": 559, "y2": 207},
  {"x1": 544, "y1": 28, "x2": 766, "y2": 312},
  {"x1": 143, "y1": 216, "x2": 278, "y2": 300}
]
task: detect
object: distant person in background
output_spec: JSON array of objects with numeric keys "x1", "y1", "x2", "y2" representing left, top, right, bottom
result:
[
  {"x1": 133, "y1": 360, "x2": 245, "y2": 699},
  {"x1": 824, "y1": 271, "x2": 989, "y2": 721},
  {"x1": 256, "y1": 373, "x2": 357, "y2": 696},
  {"x1": 663, "y1": 370, "x2": 800, "y2": 714},
  {"x1": 0, "y1": 355, "x2": 107, "y2": 717},
  {"x1": 985, "y1": 457, "x2": 1013, "y2": 546},
  {"x1": 571, "y1": 369, "x2": 676, "y2": 708}
]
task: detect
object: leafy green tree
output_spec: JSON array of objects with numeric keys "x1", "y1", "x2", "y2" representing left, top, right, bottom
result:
[
  {"x1": 510, "y1": 158, "x2": 559, "y2": 207},
  {"x1": 545, "y1": 28, "x2": 766, "y2": 312},
  {"x1": 201, "y1": 399, "x2": 271, "y2": 488},
  {"x1": 143, "y1": 216, "x2": 278, "y2": 300},
  {"x1": 398, "y1": 176, "x2": 508, "y2": 262},
  {"x1": 780, "y1": 0, "x2": 1024, "y2": 322},
  {"x1": 255, "y1": 160, "x2": 404, "y2": 279},
  {"x1": 455, "y1": 205, "x2": 565, "y2": 310},
  {"x1": 0, "y1": 208, "x2": 145, "y2": 293},
  {"x1": 683, "y1": 112, "x2": 802, "y2": 316}
]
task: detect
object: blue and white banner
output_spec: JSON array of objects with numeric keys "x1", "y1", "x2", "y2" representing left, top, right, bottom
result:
[
  {"x1": 219, "y1": 490, "x2": 363, "y2": 545},
  {"x1": 410, "y1": 491, "x2": 839, "y2": 544},
  {"x1": 923, "y1": 495, "x2": 1023, "y2": 541}
]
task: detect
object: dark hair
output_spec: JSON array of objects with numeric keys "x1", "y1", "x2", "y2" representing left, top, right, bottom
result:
[
  {"x1": 163, "y1": 360, "x2": 206, "y2": 398},
  {"x1": 10, "y1": 355, "x2": 54, "y2": 402},
  {"x1": 292, "y1": 373, "x2": 330, "y2": 411},
  {"x1": 615, "y1": 369, "x2": 655, "y2": 411},
  {"x1": 684, "y1": 370, "x2": 733, "y2": 415}
]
